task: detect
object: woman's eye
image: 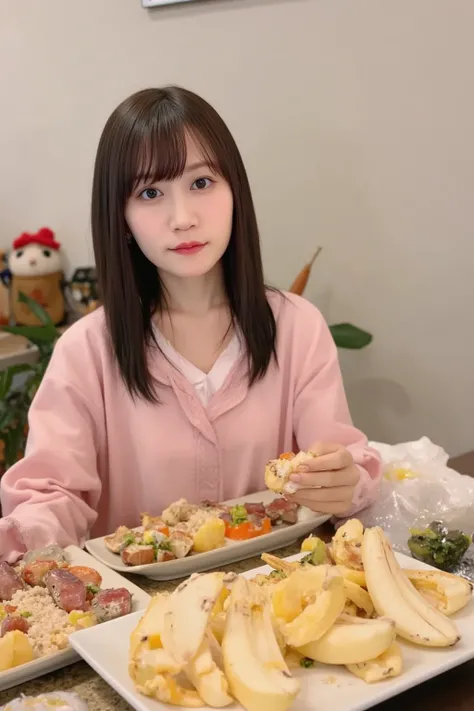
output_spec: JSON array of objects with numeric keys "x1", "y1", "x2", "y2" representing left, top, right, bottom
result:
[
  {"x1": 139, "y1": 187, "x2": 161, "y2": 200},
  {"x1": 192, "y1": 177, "x2": 213, "y2": 190}
]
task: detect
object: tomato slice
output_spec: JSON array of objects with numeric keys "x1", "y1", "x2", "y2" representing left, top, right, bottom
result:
[{"x1": 225, "y1": 517, "x2": 272, "y2": 540}]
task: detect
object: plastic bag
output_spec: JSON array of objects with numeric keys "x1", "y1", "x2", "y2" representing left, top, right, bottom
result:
[{"x1": 356, "y1": 437, "x2": 474, "y2": 578}]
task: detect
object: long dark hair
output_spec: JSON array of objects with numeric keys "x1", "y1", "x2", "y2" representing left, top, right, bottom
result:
[{"x1": 91, "y1": 86, "x2": 276, "y2": 401}]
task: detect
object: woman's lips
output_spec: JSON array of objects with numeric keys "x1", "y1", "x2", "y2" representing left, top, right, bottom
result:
[{"x1": 172, "y1": 242, "x2": 206, "y2": 255}]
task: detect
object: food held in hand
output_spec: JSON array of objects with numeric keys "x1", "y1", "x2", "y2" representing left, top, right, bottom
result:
[
  {"x1": 407, "y1": 521, "x2": 472, "y2": 571},
  {"x1": 264, "y1": 450, "x2": 316, "y2": 494}
]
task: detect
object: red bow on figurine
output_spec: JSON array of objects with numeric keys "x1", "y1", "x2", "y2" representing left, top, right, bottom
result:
[{"x1": 13, "y1": 227, "x2": 61, "y2": 251}]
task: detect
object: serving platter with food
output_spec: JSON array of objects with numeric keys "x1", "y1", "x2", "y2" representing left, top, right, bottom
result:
[
  {"x1": 85, "y1": 488, "x2": 329, "y2": 581},
  {"x1": 71, "y1": 519, "x2": 473, "y2": 711},
  {"x1": 0, "y1": 544, "x2": 150, "y2": 691}
]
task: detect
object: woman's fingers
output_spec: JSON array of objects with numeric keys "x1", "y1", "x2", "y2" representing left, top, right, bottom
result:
[{"x1": 289, "y1": 464, "x2": 360, "y2": 489}]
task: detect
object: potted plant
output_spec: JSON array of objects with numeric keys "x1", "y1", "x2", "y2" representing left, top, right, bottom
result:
[
  {"x1": 289, "y1": 248, "x2": 372, "y2": 349},
  {"x1": 0, "y1": 292, "x2": 60, "y2": 473}
]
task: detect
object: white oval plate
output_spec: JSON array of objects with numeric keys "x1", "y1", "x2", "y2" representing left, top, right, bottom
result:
[
  {"x1": 70, "y1": 551, "x2": 474, "y2": 711},
  {"x1": 0, "y1": 545, "x2": 150, "y2": 692},
  {"x1": 85, "y1": 490, "x2": 330, "y2": 580}
]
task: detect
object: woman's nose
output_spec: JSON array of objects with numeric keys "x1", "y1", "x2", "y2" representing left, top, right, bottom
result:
[{"x1": 169, "y1": 195, "x2": 197, "y2": 232}]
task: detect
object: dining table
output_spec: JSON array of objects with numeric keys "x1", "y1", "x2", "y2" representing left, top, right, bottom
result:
[{"x1": 2, "y1": 450, "x2": 474, "y2": 711}]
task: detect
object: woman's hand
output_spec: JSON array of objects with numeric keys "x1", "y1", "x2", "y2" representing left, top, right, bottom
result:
[{"x1": 285, "y1": 443, "x2": 360, "y2": 515}]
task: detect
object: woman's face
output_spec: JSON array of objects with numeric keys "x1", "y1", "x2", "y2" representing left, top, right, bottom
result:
[{"x1": 125, "y1": 135, "x2": 233, "y2": 279}]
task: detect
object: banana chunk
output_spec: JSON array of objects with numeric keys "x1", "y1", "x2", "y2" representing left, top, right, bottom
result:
[
  {"x1": 297, "y1": 614, "x2": 396, "y2": 666},
  {"x1": 347, "y1": 641, "x2": 403, "y2": 683}
]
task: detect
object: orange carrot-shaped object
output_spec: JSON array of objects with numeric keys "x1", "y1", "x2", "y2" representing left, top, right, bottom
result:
[{"x1": 289, "y1": 247, "x2": 322, "y2": 295}]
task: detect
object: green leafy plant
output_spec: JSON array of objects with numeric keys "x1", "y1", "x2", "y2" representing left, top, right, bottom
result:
[
  {"x1": 328, "y1": 322, "x2": 372, "y2": 349},
  {"x1": 0, "y1": 293, "x2": 60, "y2": 471}
]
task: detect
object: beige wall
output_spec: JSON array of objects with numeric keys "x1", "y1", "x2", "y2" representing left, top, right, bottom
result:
[{"x1": 1, "y1": 0, "x2": 473, "y2": 455}]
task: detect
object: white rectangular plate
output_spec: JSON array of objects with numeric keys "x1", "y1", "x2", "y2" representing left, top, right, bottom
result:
[
  {"x1": 0, "y1": 545, "x2": 151, "y2": 692},
  {"x1": 70, "y1": 551, "x2": 474, "y2": 711},
  {"x1": 85, "y1": 490, "x2": 330, "y2": 580}
]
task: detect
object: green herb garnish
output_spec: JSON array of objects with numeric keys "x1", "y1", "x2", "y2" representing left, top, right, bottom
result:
[
  {"x1": 122, "y1": 533, "x2": 136, "y2": 548},
  {"x1": 20, "y1": 611, "x2": 32, "y2": 618},
  {"x1": 230, "y1": 505, "x2": 248, "y2": 526},
  {"x1": 86, "y1": 583, "x2": 101, "y2": 596},
  {"x1": 300, "y1": 657, "x2": 314, "y2": 668},
  {"x1": 268, "y1": 570, "x2": 286, "y2": 580}
]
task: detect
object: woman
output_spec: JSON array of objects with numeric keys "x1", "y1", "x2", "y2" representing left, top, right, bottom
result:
[{"x1": 0, "y1": 87, "x2": 381, "y2": 563}]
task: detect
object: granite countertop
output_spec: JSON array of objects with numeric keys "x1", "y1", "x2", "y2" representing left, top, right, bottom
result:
[{"x1": 1, "y1": 538, "x2": 310, "y2": 709}]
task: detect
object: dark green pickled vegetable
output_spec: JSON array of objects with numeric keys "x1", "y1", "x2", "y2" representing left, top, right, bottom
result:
[
  {"x1": 408, "y1": 521, "x2": 471, "y2": 571},
  {"x1": 300, "y1": 657, "x2": 315, "y2": 668}
]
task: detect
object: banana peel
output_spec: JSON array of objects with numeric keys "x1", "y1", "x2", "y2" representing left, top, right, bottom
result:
[
  {"x1": 222, "y1": 577, "x2": 300, "y2": 711},
  {"x1": 347, "y1": 641, "x2": 403, "y2": 683}
]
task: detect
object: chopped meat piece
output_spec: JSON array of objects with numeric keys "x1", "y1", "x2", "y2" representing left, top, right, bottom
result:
[
  {"x1": 0, "y1": 562, "x2": 25, "y2": 601},
  {"x1": 22, "y1": 560, "x2": 59, "y2": 587},
  {"x1": 169, "y1": 531, "x2": 194, "y2": 559},
  {"x1": 121, "y1": 544, "x2": 155, "y2": 566},
  {"x1": 0, "y1": 613, "x2": 30, "y2": 637},
  {"x1": 104, "y1": 525, "x2": 134, "y2": 554},
  {"x1": 140, "y1": 512, "x2": 168, "y2": 530},
  {"x1": 156, "y1": 549, "x2": 177, "y2": 563},
  {"x1": 20, "y1": 544, "x2": 68, "y2": 568},
  {"x1": 265, "y1": 498, "x2": 299, "y2": 524},
  {"x1": 91, "y1": 587, "x2": 132, "y2": 622},
  {"x1": 201, "y1": 500, "x2": 230, "y2": 515},
  {"x1": 244, "y1": 502, "x2": 266, "y2": 518},
  {"x1": 161, "y1": 498, "x2": 199, "y2": 526},
  {"x1": 44, "y1": 569, "x2": 87, "y2": 613}
]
